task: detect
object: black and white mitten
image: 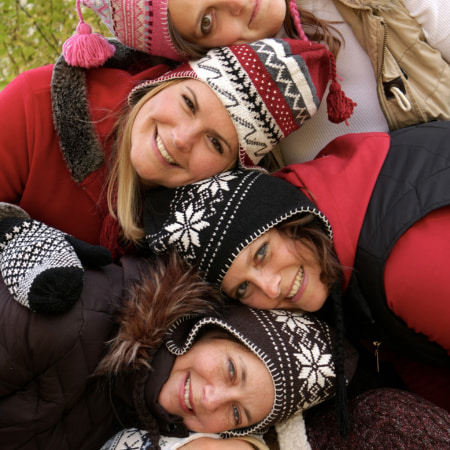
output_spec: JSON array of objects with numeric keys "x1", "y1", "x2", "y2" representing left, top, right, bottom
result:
[{"x1": 0, "y1": 205, "x2": 112, "y2": 313}]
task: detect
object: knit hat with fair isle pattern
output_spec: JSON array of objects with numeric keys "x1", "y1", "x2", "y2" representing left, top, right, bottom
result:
[
  {"x1": 129, "y1": 38, "x2": 338, "y2": 169},
  {"x1": 144, "y1": 169, "x2": 332, "y2": 286},
  {"x1": 165, "y1": 304, "x2": 357, "y2": 437},
  {"x1": 81, "y1": 0, "x2": 183, "y2": 61}
]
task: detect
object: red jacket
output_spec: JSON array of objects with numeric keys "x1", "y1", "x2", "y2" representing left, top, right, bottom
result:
[
  {"x1": 275, "y1": 127, "x2": 450, "y2": 410},
  {"x1": 0, "y1": 48, "x2": 169, "y2": 249}
]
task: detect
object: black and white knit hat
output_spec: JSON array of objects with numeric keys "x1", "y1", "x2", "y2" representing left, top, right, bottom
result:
[
  {"x1": 144, "y1": 169, "x2": 332, "y2": 287},
  {"x1": 165, "y1": 304, "x2": 357, "y2": 437},
  {"x1": 130, "y1": 38, "x2": 354, "y2": 169}
]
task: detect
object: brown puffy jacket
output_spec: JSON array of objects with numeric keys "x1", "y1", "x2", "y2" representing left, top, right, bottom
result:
[
  {"x1": 0, "y1": 255, "x2": 144, "y2": 450},
  {"x1": 0, "y1": 252, "x2": 221, "y2": 450}
]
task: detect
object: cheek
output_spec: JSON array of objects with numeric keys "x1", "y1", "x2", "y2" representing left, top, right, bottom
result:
[
  {"x1": 189, "y1": 154, "x2": 234, "y2": 179},
  {"x1": 184, "y1": 414, "x2": 228, "y2": 433}
]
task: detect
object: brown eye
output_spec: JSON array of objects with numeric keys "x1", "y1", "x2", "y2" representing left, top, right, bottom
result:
[{"x1": 201, "y1": 13, "x2": 212, "y2": 34}]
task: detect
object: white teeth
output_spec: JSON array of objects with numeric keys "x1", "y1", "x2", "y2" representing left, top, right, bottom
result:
[
  {"x1": 156, "y1": 134, "x2": 176, "y2": 164},
  {"x1": 288, "y1": 267, "x2": 304, "y2": 298},
  {"x1": 184, "y1": 375, "x2": 193, "y2": 411}
]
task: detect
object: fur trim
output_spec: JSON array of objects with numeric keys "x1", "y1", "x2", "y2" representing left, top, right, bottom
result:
[
  {"x1": 51, "y1": 40, "x2": 176, "y2": 184},
  {"x1": 0, "y1": 202, "x2": 30, "y2": 221},
  {"x1": 276, "y1": 411, "x2": 311, "y2": 450},
  {"x1": 95, "y1": 251, "x2": 223, "y2": 375}
]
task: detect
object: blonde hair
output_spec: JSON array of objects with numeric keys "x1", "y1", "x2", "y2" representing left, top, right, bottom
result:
[
  {"x1": 167, "y1": 0, "x2": 343, "y2": 59},
  {"x1": 106, "y1": 79, "x2": 184, "y2": 245}
]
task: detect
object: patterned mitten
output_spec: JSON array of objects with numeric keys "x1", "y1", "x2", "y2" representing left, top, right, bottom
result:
[{"x1": 0, "y1": 205, "x2": 112, "y2": 313}]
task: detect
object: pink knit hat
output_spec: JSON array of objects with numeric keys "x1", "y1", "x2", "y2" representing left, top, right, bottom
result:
[{"x1": 63, "y1": 0, "x2": 183, "y2": 68}]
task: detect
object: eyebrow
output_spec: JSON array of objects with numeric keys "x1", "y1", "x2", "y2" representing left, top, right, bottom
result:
[
  {"x1": 186, "y1": 86, "x2": 234, "y2": 155},
  {"x1": 238, "y1": 354, "x2": 252, "y2": 425}
]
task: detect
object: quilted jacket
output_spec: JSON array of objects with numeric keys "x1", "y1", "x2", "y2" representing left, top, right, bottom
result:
[{"x1": 0, "y1": 256, "x2": 142, "y2": 450}]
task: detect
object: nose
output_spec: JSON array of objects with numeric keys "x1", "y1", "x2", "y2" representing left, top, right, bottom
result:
[
  {"x1": 259, "y1": 271, "x2": 281, "y2": 299},
  {"x1": 203, "y1": 384, "x2": 230, "y2": 412},
  {"x1": 226, "y1": 0, "x2": 243, "y2": 16},
  {"x1": 172, "y1": 124, "x2": 198, "y2": 153}
]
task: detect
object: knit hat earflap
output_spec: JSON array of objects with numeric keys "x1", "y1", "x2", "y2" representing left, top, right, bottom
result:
[
  {"x1": 144, "y1": 169, "x2": 332, "y2": 286},
  {"x1": 165, "y1": 305, "x2": 358, "y2": 436},
  {"x1": 129, "y1": 38, "x2": 355, "y2": 169}
]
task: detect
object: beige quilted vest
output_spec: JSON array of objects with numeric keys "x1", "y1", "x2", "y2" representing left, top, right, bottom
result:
[{"x1": 332, "y1": 0, "x2": 450, "y2": 130}]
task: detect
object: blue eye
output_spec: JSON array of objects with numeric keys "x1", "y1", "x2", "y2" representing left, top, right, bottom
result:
[
  {"x1": 232, "y1": 404, "x2": 240, "y2": 426},
  {"x1": 229, "y1": 360, "x2": 236, "y2": 378},
  {"x1": 256, "y1": 244, "x2": 267, "y2": 261},
  {"x1": 236, "y1": 281, "x2": 249, "y2": 300}
]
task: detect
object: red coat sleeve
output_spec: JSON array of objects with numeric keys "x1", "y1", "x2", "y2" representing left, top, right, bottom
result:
[{"x1": 0, "y1": 66, "x2": 55, "y2": 203}]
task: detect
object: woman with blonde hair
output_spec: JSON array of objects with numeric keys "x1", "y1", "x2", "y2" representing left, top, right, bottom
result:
[{"x1": 0, "y1": 35, "x2": 345, "y2": 258}]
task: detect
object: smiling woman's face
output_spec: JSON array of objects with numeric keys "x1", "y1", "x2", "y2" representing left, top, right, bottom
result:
[
  {"x1": 168, "y1": 0, "x2": 287, "y2": 48},
  {"x1": 130, "y1": 79, "x2": 239, "y2": 188},
  {"x1": 158, "y1": 333, "x2": 274, "y2": 433},
  {"x1": 222, "y1": 228, "x2": 330, "y2": 312}
]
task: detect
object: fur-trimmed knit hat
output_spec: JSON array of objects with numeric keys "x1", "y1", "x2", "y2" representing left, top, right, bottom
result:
[
  {"x1": 144, "y1": 169, "x2": 332, "y2": 286},
  {"x1": 165, "y1": 304, "x2": 357, "y2": 437},
  {"x1": 130, "y1": 37, "x2": 354, "y2": 168}
]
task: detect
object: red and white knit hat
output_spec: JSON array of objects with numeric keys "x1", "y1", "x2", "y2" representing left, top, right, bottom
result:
[
  {"x1": 63, "y1": 0, "x2": 183, "y2": 68},
  {"x1": 129, "y1": 38, "x2": 355, "y2": 169}
]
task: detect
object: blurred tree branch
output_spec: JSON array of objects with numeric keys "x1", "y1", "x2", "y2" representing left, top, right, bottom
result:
[{"x1": 0, "y1": 0, "x2": 109, "y2": 90}]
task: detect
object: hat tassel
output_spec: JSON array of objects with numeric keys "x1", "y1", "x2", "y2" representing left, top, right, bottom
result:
[
  {"x1": 326, "y1": 55, "x2": 357, "y2": 125},
  {"x1": 62, "y1": 0, "x2": 115, "y2": 69}
]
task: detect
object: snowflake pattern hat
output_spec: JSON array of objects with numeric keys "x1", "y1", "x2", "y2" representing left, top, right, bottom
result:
[
  {"x1": 130, "y1": 38, "x2": 345, "y2": 169},
  {"x1": 80, "y1": 0, "x2": 183, "y2": 61},
  {"x1": 144, "y1": 169, "x2": 332, "y2": 286},
  {"x1": 165, "y1": 304, "x2": 357, "y2": 437}
]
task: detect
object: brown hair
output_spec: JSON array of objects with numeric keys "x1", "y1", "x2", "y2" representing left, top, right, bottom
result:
[
  {"x1": 278, "y1": 213, "x2": 342, "y2": 290},
  {"x1": 167, "y1": 0, "x2": 343, "y2": 59},
  {"x1": 284, "y1": 0, "x2": 343, "y2": 57}
]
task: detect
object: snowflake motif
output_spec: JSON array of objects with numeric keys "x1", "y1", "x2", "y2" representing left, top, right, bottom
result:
[
  {"x1": 272, "y1": 309, "x2": 316, "y2": 334},
  {"x1": 194, "y1": 171, "x2": 238, "y2": 196},
  {"x1": 295, "y1": 342, "x2": 334, "y2": 390},
  {"x1": 166, "y1": 204, "x2": 210, "y2": 252}
]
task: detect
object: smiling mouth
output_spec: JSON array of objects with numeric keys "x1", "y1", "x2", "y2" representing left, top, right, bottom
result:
[
  {"x1": 156, "y1": 133, "x2": 176, "y2": 165},
  {"x1": 249, "y1": 0, "x2": 260, "y2": 26},
  {"x1": 184, "y1": 374, "x2": 193, "y2": 412},
  {"x1": 287, "y1": 267, "x2": 304, "y2": 299}
]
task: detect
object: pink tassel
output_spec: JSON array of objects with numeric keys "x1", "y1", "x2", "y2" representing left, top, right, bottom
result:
[
  {"x1": 62, "y1": 0, "x2": 115, "y2": 69},
  {"x1": 289, "y1": 0, "x2": 308, "y2": 41}
]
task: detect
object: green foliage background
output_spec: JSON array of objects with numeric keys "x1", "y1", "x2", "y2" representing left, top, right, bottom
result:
[{"x1": 0, "y1": 0, "x2": 110, "y2": 90}]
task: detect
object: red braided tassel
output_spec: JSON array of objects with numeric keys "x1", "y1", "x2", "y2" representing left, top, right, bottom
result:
[{"x1": 326, "y1": 54, "x2": 357, "y2": 125}]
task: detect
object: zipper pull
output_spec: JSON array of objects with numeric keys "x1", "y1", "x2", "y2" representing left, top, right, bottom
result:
[{"x1": 373, "y1": 341, "x2": 381, "y2": 373}]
